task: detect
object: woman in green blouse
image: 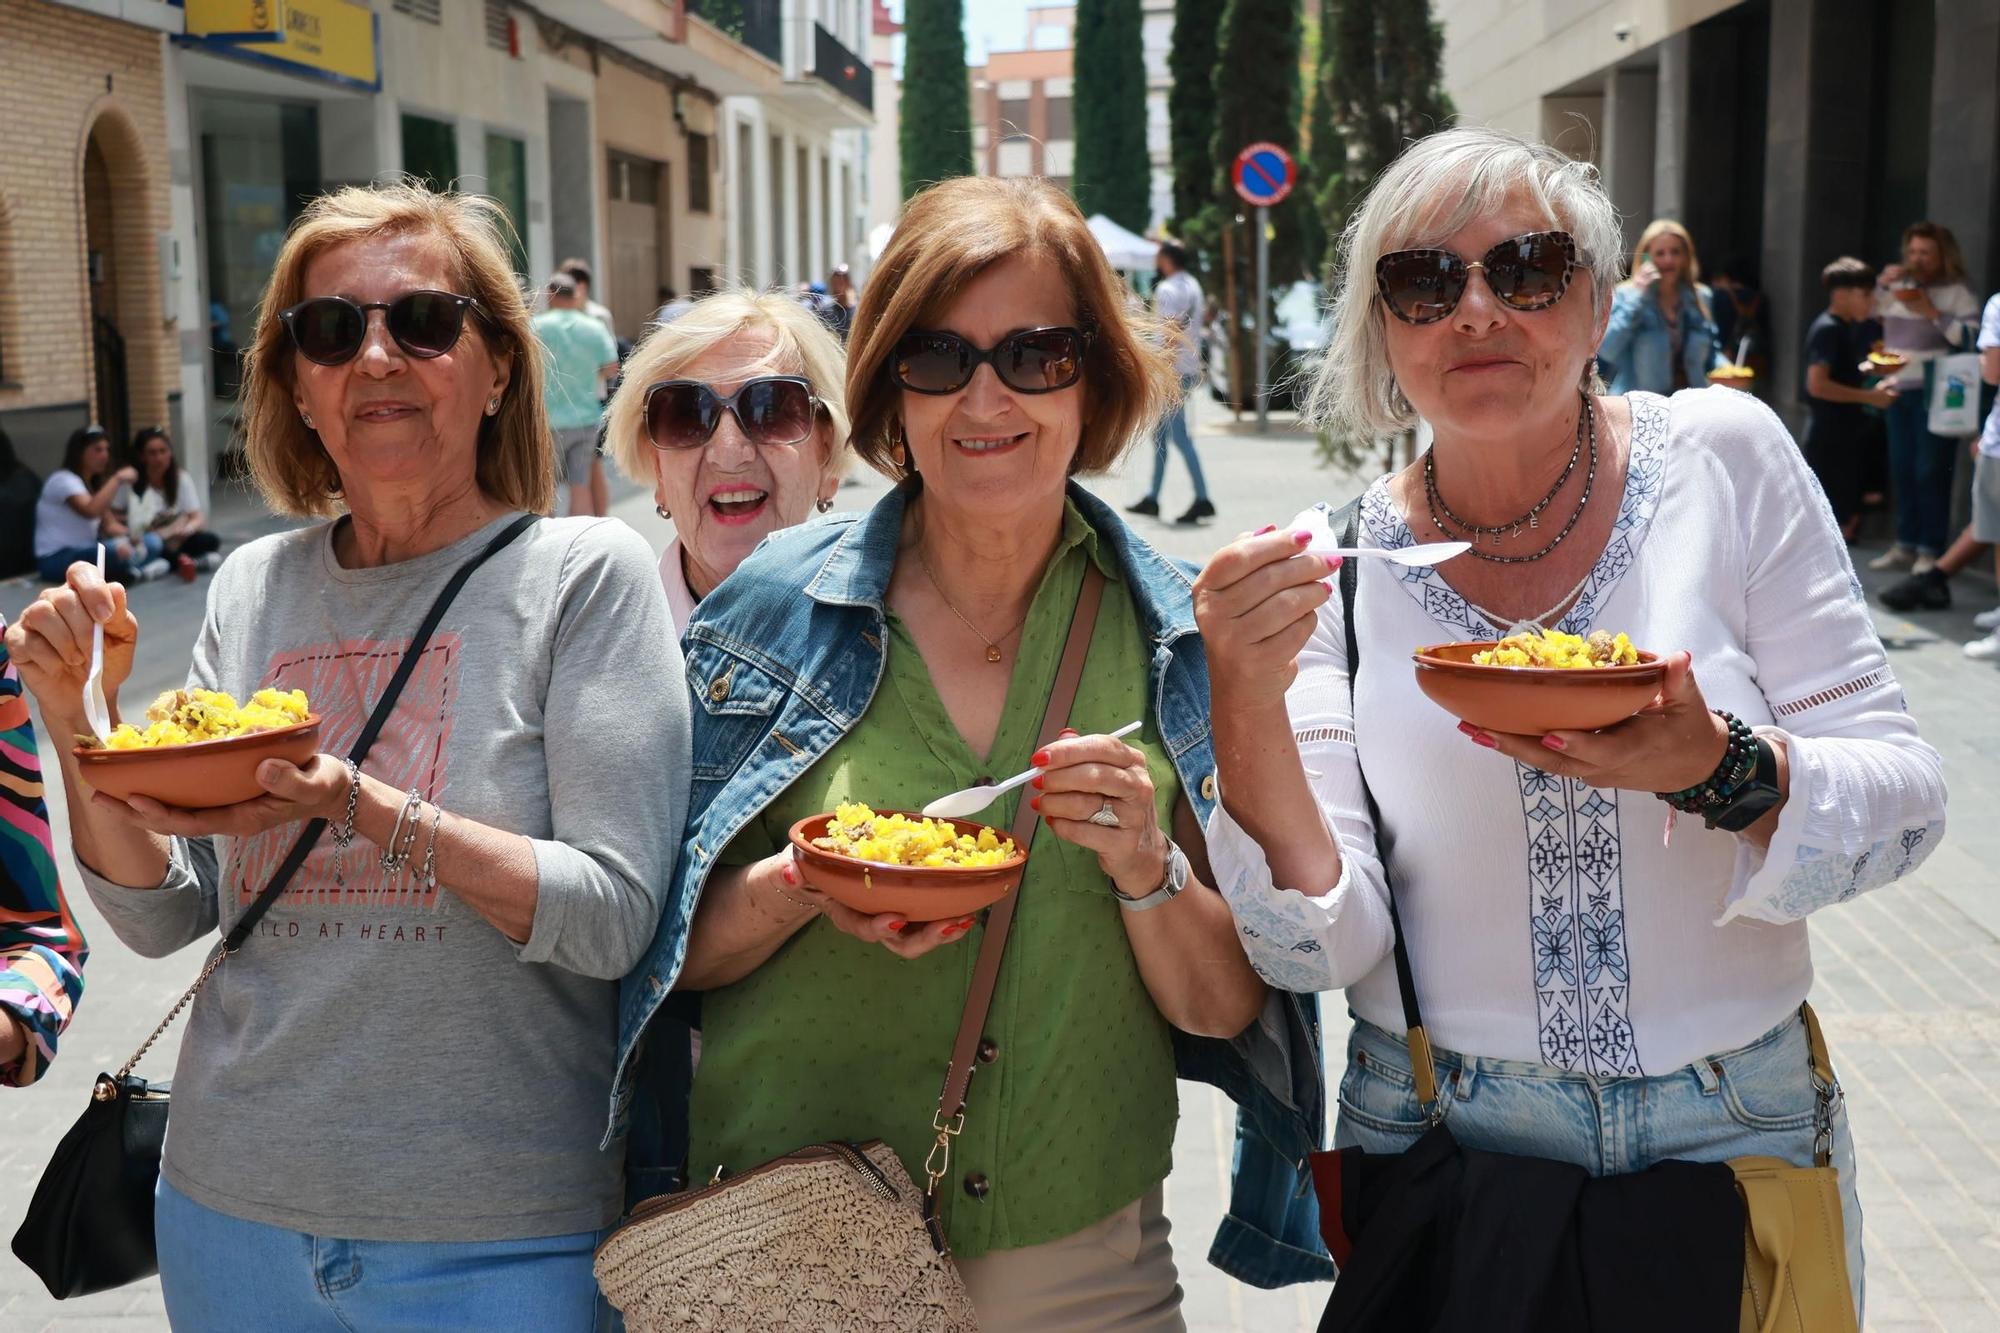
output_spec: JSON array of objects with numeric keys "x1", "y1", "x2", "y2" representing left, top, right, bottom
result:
[{"x1": 668, "y1": 176, "x2": 1272, "y2": 1331}]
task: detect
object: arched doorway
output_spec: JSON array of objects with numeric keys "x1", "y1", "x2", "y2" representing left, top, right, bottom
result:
[{"x1": 80, "y1": 108, "x2": 161, "y2": 454}]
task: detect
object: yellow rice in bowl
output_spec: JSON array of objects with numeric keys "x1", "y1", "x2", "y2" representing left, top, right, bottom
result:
[
  {"x1": 1472, "y1": 628, "x2": 1640, "y2": 670},
  {"x1": 94, "y1": 687, "x2": 311, "y2": 750},
  {"x1": 812, "y1": 801, "x2": 1017, "y2": 868}
]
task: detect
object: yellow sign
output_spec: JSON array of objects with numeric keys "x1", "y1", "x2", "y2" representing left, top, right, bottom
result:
[{"x1": 186, "y1": 0, "x2": 379, "y2": 91}]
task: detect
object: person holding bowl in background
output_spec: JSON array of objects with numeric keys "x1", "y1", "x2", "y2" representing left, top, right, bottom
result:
[
  {"x1": 611, "y1": 174, "x2": 1329, "y2": 1331},
  {"x1": 1194, "y1": 126, "x2": 1945, "y2": 1320},
  {"x1": 602, "y1": 289, "x2": 850, "y2": 629},
  {"x1": 5, "y1": 182, "x2": 687, "y2": 1329},
  {"x1": 1597, "y1": 218, "x2": 1726, "y2": 394}
]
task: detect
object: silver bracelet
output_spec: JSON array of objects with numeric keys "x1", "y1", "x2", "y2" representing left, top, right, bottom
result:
[
  {"x1": 416, "y1": 802, "x2": 444, "y2": 894},
  {"x1": 380, "y1": 788, "x2": 425, "y2": 876},
  {"x1": 330, "y1": 759, "x2": 362, "y2": 886}
]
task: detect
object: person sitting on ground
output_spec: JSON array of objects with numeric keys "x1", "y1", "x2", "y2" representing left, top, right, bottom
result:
[
  {"x1": 1802, "y1": 258, "x2": 1895, "y2": 540},
  {"x1": 32, "y1": 424, "x2": 160, "y2": 584},
  {"x1": 116, "y1": 426, "x2": 224, "y2": 580}
]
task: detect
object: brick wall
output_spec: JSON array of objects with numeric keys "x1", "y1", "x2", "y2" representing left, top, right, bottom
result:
[{"x1": 0, "y1": 0, "x2": 175, "y2": 467}]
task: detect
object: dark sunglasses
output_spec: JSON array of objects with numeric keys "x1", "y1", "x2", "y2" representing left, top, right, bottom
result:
[
  {"x1": 644, "y1": 377, "x2": 820, "y2": 451},
  {"x1": 1375, "y1": 231, "x2": 1581, "y2": 325},
  {"x1": 890, "y1": 326, "x2": 1090, "y2": 395},
  {"x1": 279, "y1": 290, "x2": 490, "y2": 365}
]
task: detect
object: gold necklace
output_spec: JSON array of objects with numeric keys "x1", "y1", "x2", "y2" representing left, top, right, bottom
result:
[{"x1": 915, "y1": 549, "x2": 1029, "y2": 664}]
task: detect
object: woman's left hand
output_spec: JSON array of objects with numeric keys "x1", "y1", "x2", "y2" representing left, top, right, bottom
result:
[
  {"x1": 87, "y1": 752, "x2": 351, "y2": 839},
  {"x1": 1031, "y1": 727, "x2": 1169, "y2": 899},
  {"x1": 1460, "y1": 651, "x2": 1730, "y2": 794}
]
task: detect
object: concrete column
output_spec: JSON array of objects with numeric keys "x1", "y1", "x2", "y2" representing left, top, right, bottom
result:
[
  {"x1": 1927, "y1": 2, "x2": 2000, "y2": 288},
  {"x1": 160, "y1": 44, "x2": 209, "y2": 482},
  {"x1": 1601, "y1": 66, "x2": 1658, "y2": 250},
  {"x1": 780, "y1": 129, "x2": 801, "y2": 282},
  {"x1": 752, "y1": 113, "x2": 774, "y2": 285},
  {"x1": 1760, "y1": 0, "x2": 1876, "y2": 429},
  {"x1": 806, "y1": 142, "x2": 825, "y2": 282},
  {"x1": 1652, "y1": 31, "x2": 1691, "y2": 224}
]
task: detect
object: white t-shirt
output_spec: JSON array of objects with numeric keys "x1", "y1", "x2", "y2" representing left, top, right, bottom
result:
[
  {"x1": 33, "y1": 470, "x2": 98, "y2": 558},
  {"x1": 1153, "y1": 270, "x2": 1204, "y2": 378},
  {"x1": 1207, "y1": 389, "x2": 1946, "y2": 1075},
  {"x1": 1978, "y1": 293, "x2": 2000, "y2": 458},
  {"x1": 117, "y1": 468, "x2": 205, "y2": 534}
]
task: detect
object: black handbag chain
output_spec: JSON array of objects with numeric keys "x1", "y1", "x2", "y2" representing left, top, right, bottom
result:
[{"x1": 101, "y1": 512, "x2": 539, "y2": 1093}]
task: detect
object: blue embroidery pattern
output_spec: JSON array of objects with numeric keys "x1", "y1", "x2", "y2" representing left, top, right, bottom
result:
[
  {"x1": 1763, "y1": 820, "x2": 1946, "y2": 922},
  {"x1": 1364, "y1": 394, "x2": 1671, "y2": 1076}
]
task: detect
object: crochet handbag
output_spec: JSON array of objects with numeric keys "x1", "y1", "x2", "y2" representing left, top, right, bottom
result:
[{"x1": 595, "y1": 566, "x2": 1106, "y2": 1333}]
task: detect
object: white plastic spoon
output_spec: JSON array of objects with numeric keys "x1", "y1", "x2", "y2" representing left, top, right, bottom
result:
[
  {"x1": 1312, "y1": 542, "x2": 1470, "y2": 567},
  {"x1": 922, "y1": 719, "x2": 1145, "y2": 820},
  {"x1": 82, "y1": 543, "x2": 111, "y2": 744}
]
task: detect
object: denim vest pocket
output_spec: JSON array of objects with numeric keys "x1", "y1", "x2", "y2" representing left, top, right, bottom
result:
[{"x1": 685, "y1": 641, "x2": 789, "y2": 783}]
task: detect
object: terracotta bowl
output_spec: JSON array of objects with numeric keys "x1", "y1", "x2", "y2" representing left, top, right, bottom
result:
[
  {"x1": 788, "y1": 811, "x2": 1028, "y2": 922},
  {"x1": 73, "y1": 716, "x2": 322, "y2": 809},
  {"x1": 1412, "y1": 645, "x2": 1665, "y2": 736},
  {"x1": 1706, "y1": 367, "x2": 1756, "y2": 391}
]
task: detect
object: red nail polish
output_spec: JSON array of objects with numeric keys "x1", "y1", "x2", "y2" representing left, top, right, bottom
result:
[
  {"x1": 779, "y1": 861, "x2": 799, "y2": 886},
  {"x1": 1030, "y1": 750, "x2": 1049, "y2": 767},
  {"x1": 1031, "y1": 774, "x2": 1044, "y2": 790},
  {"x1": 1255, "y1": 523, "x2": 1277, "y2": 535},
  {"x1": 1542, "y1": 735, "x2": 1567, "y2": 752},
  {"x1": 1029, "y1": 795, "x2": 1041, "y2": 811},
  {"x1": 1456, "y1": 721, "x2": 1478, "y2": 736},
  {"x1": 887, "y1": 918, "x2": 908, "y2": 932},
  {"x1": 1471, "y1": 732, "x2": 1498, "y2": 749},
  {"x1": 959, "y1": 916, "x2": 978, "y2": 929}
]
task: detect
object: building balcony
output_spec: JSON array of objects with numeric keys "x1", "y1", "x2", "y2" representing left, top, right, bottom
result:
[{"x1": 809, "y1": 21, "x2": 872, "y2": 111}]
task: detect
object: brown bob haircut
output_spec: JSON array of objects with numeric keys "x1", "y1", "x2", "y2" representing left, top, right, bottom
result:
[
  {"x1": 240, "y1": 181, "x2": 553, "y2": 518},
  {"x1": 845, "y1": 175, "x2": 1179, "y2": 480},
  {"x1": 1901, "y1": 221, "x2": 1968, "y2": 284}
]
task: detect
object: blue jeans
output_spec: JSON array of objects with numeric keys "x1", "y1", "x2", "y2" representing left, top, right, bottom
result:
[
  {"x1": 1146, "y1": 373, "x2": 1208, "y2": 502},
  {"x1": 156, "y1": 1175, "x2": 610, "y2": 1331},
  {"x1": 1884, "y1": 387, "x2": 1956, "y2": 555},
  {"x1": 36, "y1": 542, "x2": 133, "y2": 584},
  {"x1": 1337, "y1": 1012, "x2": 1864, "y2": 1321}
]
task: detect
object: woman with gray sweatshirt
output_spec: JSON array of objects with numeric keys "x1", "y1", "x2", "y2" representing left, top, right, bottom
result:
[{"x1": 5, "y1": 184, "x2": 690, "y2": 1330}]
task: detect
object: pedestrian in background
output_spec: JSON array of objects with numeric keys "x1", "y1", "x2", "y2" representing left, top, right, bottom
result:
[
  {"x1": 31, "y1": 424, "x2": 158, "y2": 584},
  {"x1": 0, "y1": 426, "x2": 40, "y2": 579},
  {"x1": 0, "y1": 615, "x2": 86, "y2": 1089},
  {"x1": 1960, "y1": 289, "x2": 2000, "y2": 660},
  {"x1": 1708, "y1": 254, "x2": 1771, "y2": 381},
  {"x1": 1597, "y1": 218, "x2": 1725, "y2": 394},
  {"x1": 116, "y1": 426, "x2": 223, "y2": 579},
  {"x1": 1127, "y1": 238, "x2": 1213, "y2": 525},
  {"x1": 828, "y1": 261, "x2": 858, "y2": 314},
  {"x1": 1801, "y1": 258, "x2": 1894, "y2": 540},
  {"x1": 1868, "y1": 221, "x2": 1981, "y2": 575},
  {"x1": 559, "y1": 256, "x2": 616, "y2": 334},
  {"x1": 652, "y1": 285, "x2": 695, "y2": 327},
  {"x1": 533, "y1": 272, "x2": 620, "y2": 517}
]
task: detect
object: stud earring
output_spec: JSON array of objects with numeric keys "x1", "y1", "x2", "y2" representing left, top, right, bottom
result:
[
  {"x1": 301, "y1": 412, "x2": 315, "y2": 430},
  {"x1": 816, "y1": 496, "x2": 833, "y2": 513},
  {"x1": 486, "y1": 397, "x2": 501, "y2": 415},
  {"x1": 656, "y1": 504, "x2": 671, "y2": 520}
]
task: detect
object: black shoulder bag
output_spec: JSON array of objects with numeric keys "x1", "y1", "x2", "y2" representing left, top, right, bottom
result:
[
  {"x1": 1304, "y1": 500, "x2": 1854, "y2": 1333},
  {"x1": 12, "y1": 513, "x2": 537, "y2": 1299}
]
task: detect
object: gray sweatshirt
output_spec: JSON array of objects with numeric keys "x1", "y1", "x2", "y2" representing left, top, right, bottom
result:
[{"x1": 78, "y1": 513, "x2": 690, "y2": 1241}]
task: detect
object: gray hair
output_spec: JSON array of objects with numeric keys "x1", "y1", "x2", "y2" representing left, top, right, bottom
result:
[{"x1": 1304, "y1": 126, "x2": 1624, "y2": 440}]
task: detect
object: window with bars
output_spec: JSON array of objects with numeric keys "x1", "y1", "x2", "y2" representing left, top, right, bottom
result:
[
  {"x1": 484, "y1": 0, "x2": 511, "y2": 52},
  {"x1": 392, "y1": 0, "x2": 442, "y2": 25}
]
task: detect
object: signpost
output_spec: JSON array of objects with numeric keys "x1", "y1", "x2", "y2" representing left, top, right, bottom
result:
[{"x1": 1232, "y1": 142, "x2": 1294, "y2": 433}]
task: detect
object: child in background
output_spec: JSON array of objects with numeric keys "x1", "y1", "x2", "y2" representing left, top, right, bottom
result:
[{"x1": 1802, "y1": 257, "x2": 1896, "y2": 540}]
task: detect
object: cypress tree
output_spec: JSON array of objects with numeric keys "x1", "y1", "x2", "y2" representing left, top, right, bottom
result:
[
  {"x1": 1211, "y1": 0, "x2": 1305, "y2": 283},
  {"x1": 1323, "y1": 0, "x2": 1455, "y2": 243},
  {"x1": 1166, "y1": 0, "x2": 1222, "y2": 232},
  {"x1": 1074, "y1": 0, "x2": 1151, "y2": 231},
  {"x1": 900, "y1": 0, "x2": 974, "y2": 201}
]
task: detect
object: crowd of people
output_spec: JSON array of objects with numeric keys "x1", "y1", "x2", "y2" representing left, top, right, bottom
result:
[{"x1": 0, "y1": 124, "x2": 1963, "y2": 1332}]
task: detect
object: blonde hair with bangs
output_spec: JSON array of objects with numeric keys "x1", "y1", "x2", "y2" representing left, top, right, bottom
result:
[
  {"x1": 846, "y1": 175, "x2": 1178, "y2": 479},
  {"x1": 604, "y1": 290, "x2": 851, "y2": 486},
  {"x1": 1306, "y1": 126, "x2": 1624, "y2": 442},
  {"x1": 240, "y1": 181, "x2": 552, "y2": 518}
]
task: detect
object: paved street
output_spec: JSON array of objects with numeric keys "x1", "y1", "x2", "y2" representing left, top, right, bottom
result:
[{"x1": 3, "y1": 394, "x2": 1996, "y2": 1330}]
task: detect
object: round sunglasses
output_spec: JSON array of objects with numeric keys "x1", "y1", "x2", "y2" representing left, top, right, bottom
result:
[
  {"x1": 1375, "y1": 231, "x2": 1581, "y2": 325},
  {"x1": 644, "y1": 377, "x2": 820, "y2": 451},
  {"x1": 279, "y1": 290, "x2": 490, "y2": 365},
  {"x1": 890, "y1": 326, "x2": 1090, "y2": 395}
]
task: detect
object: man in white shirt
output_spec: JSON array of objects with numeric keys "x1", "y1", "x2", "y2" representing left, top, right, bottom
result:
[
  {"x1": 1961, "y1": 291, "x2": 2000, "y2": 659},
  {"x1": 1127, "y1": 241, "x2": 1214, "y2": 525}
]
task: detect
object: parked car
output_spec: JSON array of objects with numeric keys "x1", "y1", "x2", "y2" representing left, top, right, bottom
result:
[{"x1": 1206, "y1": 280, "x2": 1330, "y2": 411}]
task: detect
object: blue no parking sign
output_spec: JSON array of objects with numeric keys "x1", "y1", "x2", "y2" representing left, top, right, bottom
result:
[{"x1": 1232, "y1": 142, "x2": 1295, "y2": 207}]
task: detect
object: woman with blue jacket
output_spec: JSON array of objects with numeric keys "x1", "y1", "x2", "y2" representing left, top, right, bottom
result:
[
  {"x1": 610, "y1": 175, "x2": 1329, "y2": 1328},
  {"x1": 1598, "y1": 219, "x2": 1726, "y2": 394}
]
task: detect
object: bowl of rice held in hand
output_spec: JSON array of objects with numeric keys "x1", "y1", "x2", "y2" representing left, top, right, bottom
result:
[
  {"x1": 1413, "y1": 628, "x2": 1666, "y2": 736},
  {"x1": 788, "y1": 802, "x2": 1028, "y2": 921},
  {"x1": 73, "y1": 687, "x2": 320, "y2": 809}
]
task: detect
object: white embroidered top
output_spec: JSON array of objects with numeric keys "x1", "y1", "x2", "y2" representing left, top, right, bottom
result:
[{"x1": 1207, "y1": 389, "x2": 1947, "y2": 1076}]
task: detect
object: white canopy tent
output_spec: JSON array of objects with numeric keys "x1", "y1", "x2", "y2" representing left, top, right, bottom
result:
[{"x1": 1086, "y1": 213, "x2": 1159, "y2": 271}]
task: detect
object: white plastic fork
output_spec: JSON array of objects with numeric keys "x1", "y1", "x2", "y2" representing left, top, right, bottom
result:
[
  {"x1": 82, "y1": 543, "x2": 112, "y2": 743},
  {"x1": 922, "y1": 719, "x2": 1144, "y2": 820}
]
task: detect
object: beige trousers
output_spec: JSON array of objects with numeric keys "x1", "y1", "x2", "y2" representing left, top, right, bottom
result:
[{"x1": 953, "y1": 1187, "x2": 1185, "y2": 1333}]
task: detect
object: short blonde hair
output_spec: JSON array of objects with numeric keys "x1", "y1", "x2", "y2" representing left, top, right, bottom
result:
[
  {"x1": 241, "y1": 181, "x2": 553, "y2": 518},
  {"x1": 846, "y1": 175, "x2": 1177, "y2": 479},
  {"x1": 1306, "y1": 126, "x2": 1624, "y2": 442},
  {"x1": 604, "y1": 290, "x2": 851, "y2": 485}
]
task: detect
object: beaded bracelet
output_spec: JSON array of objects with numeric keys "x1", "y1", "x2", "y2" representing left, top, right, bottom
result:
[{"x1": 1658, "y1": 711, "x2": 1756, "y2": 815}]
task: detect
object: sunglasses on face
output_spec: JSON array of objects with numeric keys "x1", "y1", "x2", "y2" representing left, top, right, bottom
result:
[
  {"x1": 644, "y1": 377, "x2": 820, "y2": 451},
  {"x1": 279, "y1": 290, "x2": 489, "y2": 365},
  {"x1": 890, "y1": 326, "x2": 1090, "y2": 395},
  {"x1": 1375, "y1": 231, "x2": 1581, "y2": 325}
]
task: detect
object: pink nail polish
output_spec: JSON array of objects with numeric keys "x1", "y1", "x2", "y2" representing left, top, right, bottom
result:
[
  {"x1": 1254, "y1": 523, "x2": 1277, "y2": 535},
  {"x1": 1471, "y1": 732, "x2": 1498, "y2": 749},
  {"x1": 1292, "y1": 530, "x2": 1312, "y2": 547},
  {"x1": 1326, "y1": 555, "x2": 1344, "y2": 572},
  {"x1": 1542, "y1": 735, "x2": 1567, "y2": 752}
]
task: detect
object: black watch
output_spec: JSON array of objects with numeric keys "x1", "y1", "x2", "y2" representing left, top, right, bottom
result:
[{"x1": 1706, "y1": 738, "x2": 1782, "y2": 832}]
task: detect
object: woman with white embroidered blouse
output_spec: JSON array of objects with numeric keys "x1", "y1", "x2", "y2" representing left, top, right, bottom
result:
[{"x1": 1193, "y1": 126, "x2": 1945, "y2": 1312}]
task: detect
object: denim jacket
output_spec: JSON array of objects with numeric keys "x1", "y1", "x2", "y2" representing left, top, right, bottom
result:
[
  {"x1": 608, "y1": 480, "x2": 1334, "y2": 1288},
  {"x1": 1598, "y1": 281, "x2": 1724, "y2": 395}
]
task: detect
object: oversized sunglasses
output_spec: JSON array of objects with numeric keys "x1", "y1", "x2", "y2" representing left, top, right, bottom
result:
[
  {"x1": 644, "y1": 377, "x2": 820, "y2": 451},
  {"x1": 279, "y1": 290, "x2": 489, "y2": 365},
  {"x1": 890, "y1": 326, "x2": 1091, "y2": 395},
  {"x1": 1375, "y1": 231, "x2": 1581, "y2": 325}
]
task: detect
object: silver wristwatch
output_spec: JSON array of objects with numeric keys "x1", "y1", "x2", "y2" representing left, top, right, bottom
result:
[{"x1": 1114, "y1": 840, "x2": 1190, "y2": 913}]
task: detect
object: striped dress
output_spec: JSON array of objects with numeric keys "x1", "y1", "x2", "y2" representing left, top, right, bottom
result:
[{"x1": 0, "y1": 613, "x2": 86, "y2": 1085}]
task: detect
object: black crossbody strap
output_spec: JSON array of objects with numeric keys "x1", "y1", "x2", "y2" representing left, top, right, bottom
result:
[
  {"x1": 1333, "y1": 498, "x2": 1443, "y2": 1112},
  {"x1": 221, "y1": 513, "x2": 539, "y2": 950}
]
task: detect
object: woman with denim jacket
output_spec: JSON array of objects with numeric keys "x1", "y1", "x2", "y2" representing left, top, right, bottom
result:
[
  {"x1": 609, "y1": 175, "x2": 1330, "y2": 1329},
  {"x1": 1597, "y1": 218, "x2": 1726, "y2": 394}
]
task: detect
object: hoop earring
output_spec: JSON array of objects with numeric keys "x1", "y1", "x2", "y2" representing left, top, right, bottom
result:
[{"x1": 655, "y1": 504, "x2": 671, "y2": 520}]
